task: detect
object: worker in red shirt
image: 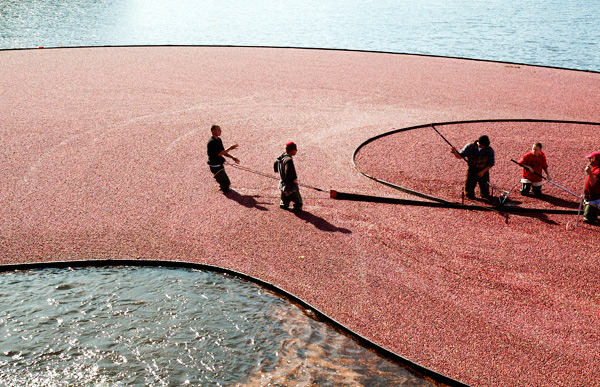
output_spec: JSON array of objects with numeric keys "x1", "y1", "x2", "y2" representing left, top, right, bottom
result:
[
  {"x1": 518, "y1": 142, "x2": 550, "y2": 196},
  {"x1": 583, "y1": 151, "x2": 600, "y2": 224}
]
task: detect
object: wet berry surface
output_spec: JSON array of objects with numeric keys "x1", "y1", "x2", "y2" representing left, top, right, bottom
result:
[{"x1": 1, "y1": 47, "x2": 599, "y2": 387}]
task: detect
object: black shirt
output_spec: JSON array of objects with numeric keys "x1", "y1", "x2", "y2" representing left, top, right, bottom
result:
[{"x1": 207, "y1": 136, "x2": 226, "y2": 165}]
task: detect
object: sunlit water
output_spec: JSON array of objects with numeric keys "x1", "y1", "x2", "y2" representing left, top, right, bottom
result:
[
  {"x1": 0, "y1": 266, "x2": 434, "y2": 386},
  {"x1": 0, "y1": 0, "x2": 598, "y2": 71}
]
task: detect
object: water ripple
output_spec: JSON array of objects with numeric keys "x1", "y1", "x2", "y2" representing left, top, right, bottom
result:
[{"x1": 0, "y1": 266, "x2": 435, "y2": 386}]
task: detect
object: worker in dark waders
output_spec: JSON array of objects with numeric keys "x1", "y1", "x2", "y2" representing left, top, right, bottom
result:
[
  {"x1": 451, "y1": 135, "x2": 495, "y2": 200},
  {"x1": 275, "y1": 141, "x2": 303, "y2": 212},
  {"x1": 207, "y1": 124, "x2": 239, "y2": 193}
]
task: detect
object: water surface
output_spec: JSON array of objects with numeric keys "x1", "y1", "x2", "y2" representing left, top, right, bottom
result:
[
  {"x1": 0, "y1": 266, "x2": 435, "y2": 386},
  {"x1": 1, "y1": 0, "x2": 598, "y2": 71}
]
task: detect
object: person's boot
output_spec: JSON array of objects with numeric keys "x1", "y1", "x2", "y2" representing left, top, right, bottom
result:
[
  {"x1": 520, "y1": 183, "x2": 531, "y2": 196},
  {"x1": 583, "y1": 204, "x2": 598, "y2": 224},
  {"x1": 481, "y1": 184, "x2": 493, "y2": 201},
  {"x1": 532, "y1": 185, "x2": 542, "y2": 196}
]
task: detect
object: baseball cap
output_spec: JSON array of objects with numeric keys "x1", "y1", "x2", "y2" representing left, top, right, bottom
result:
[{"x1": 585, "y1": 151, "x2": 600, "y2": 158}]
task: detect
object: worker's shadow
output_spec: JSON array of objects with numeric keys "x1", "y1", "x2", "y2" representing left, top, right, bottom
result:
[
  {"x1": 534, "y1": 194, "x2": 580, "y2": 209},
  {"x1": 292, "y1": 210, "x2": 352, "y2": 233},
  {"x1": 224, "y1": 190, "x2": 269, "y2": 211},
  {"x1": 499, "y1": 212, "x2": 560, "y2": 226}
]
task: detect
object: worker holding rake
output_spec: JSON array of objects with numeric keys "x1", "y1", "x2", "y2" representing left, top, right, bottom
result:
[
  {"x1": 583, "y1": 151, "x2": 600, "y2": 224},
  {"x1": 451, "y1": 135, "x2": 495, "y2": 201},
  {"x1": 517, "y1": 142, "x2": 550, "y2": 196}
]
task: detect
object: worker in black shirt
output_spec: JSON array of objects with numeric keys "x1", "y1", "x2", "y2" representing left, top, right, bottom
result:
[{"x1": 207, "y1": 124, "x2": 239, "y2": 192}]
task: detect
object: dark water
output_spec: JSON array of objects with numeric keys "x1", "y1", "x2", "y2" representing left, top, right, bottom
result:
[
  {"x1": 0, "y1": 0, "x2": 598, "y2": 71},
  {"x1": 0, "y1": 266, "x2": 436, "y2": 386}
]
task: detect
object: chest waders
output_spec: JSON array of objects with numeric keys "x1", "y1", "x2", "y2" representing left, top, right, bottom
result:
[
  {"x1": 276, "y1": 155, "x2": 303, "y2": 211},
  {"x1": 209, "y1": 165, "x2": 230, "y2": 192}
]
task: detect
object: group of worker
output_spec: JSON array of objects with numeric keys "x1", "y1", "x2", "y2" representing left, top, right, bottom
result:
[
  {"x1": 451, "y1": 135, "x2": 600, "y2": 224},
  {"x1": 206, "y1": 124, "x2": 600, "y2": 224},
  {"x1": 206, "y1": 124, "x2": 303, "y2": 212}
]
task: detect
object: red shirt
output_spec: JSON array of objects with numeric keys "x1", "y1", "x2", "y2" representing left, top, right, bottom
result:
[
  {"x1": 518, "y1": 152, "x2": 548, "y2": 183},
  {"x1": 585, "y1": 165, "x2": 600, "y2": 199}
]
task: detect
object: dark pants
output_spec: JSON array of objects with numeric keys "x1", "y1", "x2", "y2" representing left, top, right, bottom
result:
[
  {"x1": 465, "y1": 170, "x2": 490, "y2": 198},
  {"x1": 583, "y1": 197, "x2": 599, "y2": 223},
  {"x1": 209, "y1": 165, "x2": 230, "y2": 192},
  {"x1": 280, "y1": 190, "x2": 303, "y2": 210},
  {"x1": 521, "y1": 183, "x2": 542, "y2": 196}
]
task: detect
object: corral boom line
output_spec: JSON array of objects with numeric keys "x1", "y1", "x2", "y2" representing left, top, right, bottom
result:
[{"x1": 330, "y1": 190, "x2": 578, "y2": 214}]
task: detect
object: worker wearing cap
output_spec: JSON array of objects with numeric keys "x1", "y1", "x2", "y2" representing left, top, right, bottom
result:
[
  {"x1": 451, "y1": 135, "x2": 495, "y2": 200},
  {"x1": 583, "y1": 151, "x2": 600, "y2": 224},
  {"x1": 275, "y1": 141, "x2": 302, "y2": 211}
]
